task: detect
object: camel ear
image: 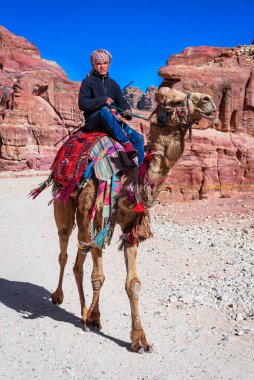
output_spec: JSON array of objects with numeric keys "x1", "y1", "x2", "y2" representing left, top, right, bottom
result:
[{"x1": 189, "y1": 93, "x2": 201, "y2": 105}]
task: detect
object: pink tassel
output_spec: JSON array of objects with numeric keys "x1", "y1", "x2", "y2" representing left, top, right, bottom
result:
[
  {"x1": 138, "y1": 150, "x2": 154, "y2": 178},
  {"x1": 138, "y1": 161, "x2": 147, "y2": 177},
  {"x1": 55, "y1": 179, "x2": 77, "y2": 204},
  {"x1": 28, "y1": 179, "x2": 49, "y2": 199},
  {"x1": 127, "y1": 182, "x2": 135, "y2": 203},
  {"x1": 28, "y1": 187, "x2": 43, "y2": 199},
  {"x1": 28, "y1": 173, "x2": 53, "y2": 200}
]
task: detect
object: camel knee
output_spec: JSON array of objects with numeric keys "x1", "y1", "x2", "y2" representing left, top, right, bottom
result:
[
  {"x1": 91, "y1": 275, "x2": 105, "y2": 290},
  {"x1": 125, "y1": 277, "x2": 141, "y2": 300},
  {"x1": 58, "y1": 252, "x2": 68, "y2": 266},
  {"x1": 73, "y1": 261, "x2": 83, "y2": 278},
  {"x1": 58, "y1": 228, "x2": 71, "y2": 241}
]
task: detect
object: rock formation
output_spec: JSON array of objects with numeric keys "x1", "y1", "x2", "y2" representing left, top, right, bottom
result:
[
  {"x1": 158, "y1": 45, "x2": 254, "y2": 201},
  {"x1": 123, "y1": 86, "x2": 157, "y2": 111},
  {"x1": 0, "y1": 26, "x2": 83, "y2": 170},
  {"x1": 0, "y1": 25, "x2": 253, "y2": 201},
  {"x1": 122, "y1": 86, "x2": 143, "y2": 109},
  {"x1": 137, "y1": 85, "x2": 157, "y2": 111}
]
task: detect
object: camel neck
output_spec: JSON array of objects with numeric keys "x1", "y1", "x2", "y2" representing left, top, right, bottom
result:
[
  {"x1": 146, "y1": 124, "x2": 186, "y2": 183},
  {"x1": 136, "y1": 124, "x2": 187, "y2": 207}
]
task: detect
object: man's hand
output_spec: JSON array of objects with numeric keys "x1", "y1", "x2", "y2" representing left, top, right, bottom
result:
[
  {"x1": 122, "y1": 109, "x2": 132, "y2": 120},
  {"x1": 106, "y1": 97, "x2": 114, "y2": 105}
]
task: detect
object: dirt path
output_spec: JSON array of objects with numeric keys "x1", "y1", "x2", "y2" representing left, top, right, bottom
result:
[{"x1": 0, "y1": 176, "x2": 253, "y2": 380}]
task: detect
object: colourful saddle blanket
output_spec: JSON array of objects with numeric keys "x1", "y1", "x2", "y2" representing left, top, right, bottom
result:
[
  {"x1": 51, "y1": 129, "x2": 105, "y2": 186},
  {"x1": 90, "y1": 135, "x2": 134, "y2": 181},
  {"x1": 29, "y1": 129, "x2": 136, "y2": 251},
  {"x1": 30, "y1": 129, "x2": 141, "y2": 254},
  {"x1": 29, "y1": 128, "x2": 135, "y2": 202}
]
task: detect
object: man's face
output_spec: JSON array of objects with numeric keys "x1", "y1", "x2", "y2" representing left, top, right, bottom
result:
[{"x1": 94, "y1": 61, "x2": 109, "y2": 76}]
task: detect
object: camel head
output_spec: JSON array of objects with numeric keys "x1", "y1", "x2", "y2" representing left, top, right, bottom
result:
[{"x1": 149, "y1": 87, "x2": 217, "y2": 127}]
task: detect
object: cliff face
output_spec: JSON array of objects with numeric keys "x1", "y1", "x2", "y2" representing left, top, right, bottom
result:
[
  {"x1": 123, "y1": 85, "x2": 157, "y2": 111},
  {"x1": 0, "y1": 26, "x2": 83, "y2": 170},
  {"x1": 157, "y1": 45, "x2": 254, "y2": 201},
  {"x1": 0, "y1": 25, "x2": 254, "y2": 201}
]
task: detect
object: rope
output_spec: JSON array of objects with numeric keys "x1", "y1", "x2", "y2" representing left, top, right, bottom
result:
[
  {"x1": 133, "y1": 150, "x2": 168, "y2": 209},
  {"x1": 108, "y1": 104, "x2": 149, "y2": 121}
]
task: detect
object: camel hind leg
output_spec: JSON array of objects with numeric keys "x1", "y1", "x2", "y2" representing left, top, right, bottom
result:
[
  {"x1": 87, "y1": 247, "x2": 105, "y2": 330},
  {"x1": 73, "y1": 209, "x2": 92, "y2": 330},
  {"x1": 52, "y1": 198, "x2": 75, "y2": 305},
  {"x1": 73, "y1": 249, "x2": 88, "y2": 329},
  {"x1": 72, "y1": 246, "x2": 105, "y2": 331}
]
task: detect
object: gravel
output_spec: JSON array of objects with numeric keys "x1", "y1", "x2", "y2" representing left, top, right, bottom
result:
[{"x1": 0, "y1": 176, "x2": 253, "y2": 380}]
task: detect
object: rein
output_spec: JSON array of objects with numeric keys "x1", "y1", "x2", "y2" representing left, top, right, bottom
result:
[
  {"x1": 130, "y1": 149, "x2": 169, "y2": 212},
  {"x1": 108, "y1": 104, "x2": 149, "y2": 121}
]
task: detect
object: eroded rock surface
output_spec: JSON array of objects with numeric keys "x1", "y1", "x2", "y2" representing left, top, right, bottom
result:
[
  {"x1": 157, "y1": 45, "x2": 254, "y2": 201},
  {"x1": 0, "y1": 26, "x2": 254, "y2": 201},
  {"x1": 123, "y1": 85, "x2": 157, "y2": 111},
  {"x1": 0, "y1": 25, "x2": 83, "y2": 170}
]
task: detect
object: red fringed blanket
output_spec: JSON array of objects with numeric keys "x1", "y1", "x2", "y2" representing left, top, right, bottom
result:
[
  {"x1": 29, "y1": 129, "x2": 106, "y2": 202},
  {"x1": 51, "y1": 129, "x2": 105, "y2": 186}
]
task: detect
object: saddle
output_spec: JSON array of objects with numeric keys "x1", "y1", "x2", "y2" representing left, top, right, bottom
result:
[
  {"x1": 29, "y1": 128, "x2": 136, "y2": 250},
  {"x1": 30, "y1": 127, "x2": 135, "y2": 202}
]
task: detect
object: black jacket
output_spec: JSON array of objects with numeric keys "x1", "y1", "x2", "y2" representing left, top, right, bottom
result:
[{"x1": 78, "y1": 70, "x2": 130, "y2": 118}]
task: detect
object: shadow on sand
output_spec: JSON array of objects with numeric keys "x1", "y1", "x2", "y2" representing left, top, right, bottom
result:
[{"x1": 0, "y1": 278, "x2": 129, "y2": 349}]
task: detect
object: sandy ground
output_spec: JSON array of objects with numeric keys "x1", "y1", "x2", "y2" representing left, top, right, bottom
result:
[{"x1": 0, "y1": 176, "x2": 253, "y2": 380}]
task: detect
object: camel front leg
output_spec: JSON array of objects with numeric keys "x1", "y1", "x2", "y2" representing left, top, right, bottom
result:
[
  {"x1": 124, "y1": 243, "x2": 152, "y2": 353},
  {"x1": 87, "y1": 247, "x2": 105, "y2": 330}
]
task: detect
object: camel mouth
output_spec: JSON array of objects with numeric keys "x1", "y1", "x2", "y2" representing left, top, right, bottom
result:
[{"x1": 200, "y1": 110, "x2": 216, "y2": 120}]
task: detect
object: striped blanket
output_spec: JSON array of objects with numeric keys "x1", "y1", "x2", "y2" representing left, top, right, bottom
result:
[
  {"x1": 29, "y1": 129, "x2": 136, "y2": 252},
  {"x1": 78, "y1": 136, "x2": 134, "y2": 252}
]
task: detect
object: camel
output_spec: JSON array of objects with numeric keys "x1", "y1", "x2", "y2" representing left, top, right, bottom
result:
[{"x1": 51, "y1": 87, "x2": 217, "y2": 353}]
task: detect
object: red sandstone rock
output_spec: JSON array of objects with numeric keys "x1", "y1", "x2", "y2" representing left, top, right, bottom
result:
[
  {"x1": 123, "y1": 86, "x2": 157, "y2": 111},
  {"x1": 123, "y1": 86, "x2": 143, "y2": 109},
  {"x1": 0, "y1": 25, "x2": 83, "y2": 171},
  {"x1": 158, "y1": 44, "x2": 254, "y2": 201},
  {"x1": 0, "y1": 25, "x2": 254, "y2": 201}
]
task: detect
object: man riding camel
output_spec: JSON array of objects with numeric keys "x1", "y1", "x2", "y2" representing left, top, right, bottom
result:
[{"x1": 78, "y1": 49, "x2": 144, "y2": 165}]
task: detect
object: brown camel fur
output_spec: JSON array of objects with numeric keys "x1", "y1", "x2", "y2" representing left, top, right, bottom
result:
[{"x1": 52, "y1": 87, "x2": 217, "y2": 353}]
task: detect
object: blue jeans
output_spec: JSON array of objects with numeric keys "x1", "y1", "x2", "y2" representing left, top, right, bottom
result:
[{"x1": 86, "y1": 107, "x2": 144, "y2": 165}]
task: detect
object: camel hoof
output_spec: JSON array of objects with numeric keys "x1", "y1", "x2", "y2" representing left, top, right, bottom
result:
[
  {"x1": 87, "y1": 310, "x2": 102, "y2": 330},
  {"x1": 51, "y1": 291, "x2": 64, "y2": 305},
  {"x1": 147, "y1": 345, "x2": 154, "y2": 353},
  {"x1": 88, "y1": 320, "x2": 102, "y2": 331},
  {"x1": 83, "y1": 325, "x2": 90, "y2": 332},
  {"x1": 130, "y1": 328, "x2": 151, "y2": 353}
]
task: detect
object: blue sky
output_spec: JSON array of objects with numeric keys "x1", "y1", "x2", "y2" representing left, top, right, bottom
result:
[{"x1": 1, "y1": 0, "x2": 254, "y2": 91}]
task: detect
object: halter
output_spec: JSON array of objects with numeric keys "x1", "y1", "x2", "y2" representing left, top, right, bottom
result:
[{"x1": 156, "y1": 93, "x2": 195, "y2": 142}]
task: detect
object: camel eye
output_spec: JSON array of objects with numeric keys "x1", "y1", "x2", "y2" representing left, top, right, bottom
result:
[{"x1": 174, "y1": 101, "x2": 182, "y2": 106}]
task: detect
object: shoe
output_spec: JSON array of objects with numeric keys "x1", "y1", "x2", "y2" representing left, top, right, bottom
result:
[
  {"x1": 123, "y1": 142, "x2": 138, "y2": 165},
  {"x1": 123, "y1": 141, "x2": 135, "y2": 153}
]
